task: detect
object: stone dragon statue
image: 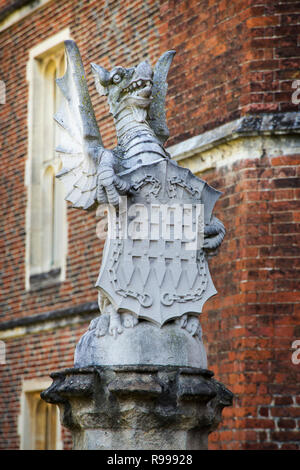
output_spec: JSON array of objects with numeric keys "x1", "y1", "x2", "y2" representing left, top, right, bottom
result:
[{"x1": 55, "y1": 40, "x2": 225, "y2": 367}]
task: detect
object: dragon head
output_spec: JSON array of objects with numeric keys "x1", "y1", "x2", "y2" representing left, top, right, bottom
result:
[{"x1": 91, "y1": 59, "x2": 154, "y2": 118}]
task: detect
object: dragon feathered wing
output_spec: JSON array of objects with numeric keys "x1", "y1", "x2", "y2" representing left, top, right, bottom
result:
[
  {"x1": 55, "y1": 40, "x2": 103, "y2": 210},
  {"x1": 148, "y1": 50, "x2": 176, "y2": 145}
]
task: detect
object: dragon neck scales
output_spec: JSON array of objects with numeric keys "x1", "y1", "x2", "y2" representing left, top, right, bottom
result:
[{"x1": 114, "y1": 104, "x2": 167, "y2": 162}]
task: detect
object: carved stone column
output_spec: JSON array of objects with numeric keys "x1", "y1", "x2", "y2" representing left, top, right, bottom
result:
[{"x1": 41, "y1": 365, "x2": 233, "y2": 450}]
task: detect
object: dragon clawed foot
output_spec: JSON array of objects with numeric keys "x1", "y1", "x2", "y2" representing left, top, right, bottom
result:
[
  {"x1": 89, "y1": 314, "x2": 110, "y2": 337},
  {"x1": 122, "y1": 312, "x2": 139, "y2": 328},
  {"x1": 97, "y1": 150, "x2": 130, "y2": 206},
  {"x1": 88, "y1": 309, "x2": 138, "y2": 339},
  {"x1": 176, "y1": 314, "x2": 203, "y2": 341},
  {"x1": 203, "y1": 215, "x2": 226, "y2": 253},
  {"x1": 108, "y1": 311, "x2": 123, "y2": 338}
]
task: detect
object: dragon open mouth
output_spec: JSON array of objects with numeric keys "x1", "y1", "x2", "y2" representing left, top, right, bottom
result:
[{"x1": 123, "y1": 79, "x2": 153, "y2": 99}]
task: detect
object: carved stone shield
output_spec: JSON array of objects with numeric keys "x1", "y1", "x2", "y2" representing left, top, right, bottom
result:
[{"x1": 96, "y1": 159, "x2": 221, "y2": 326}]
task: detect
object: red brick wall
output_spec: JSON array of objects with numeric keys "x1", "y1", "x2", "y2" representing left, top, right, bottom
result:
[
  {"x1": 201, "y1": 153, "x2": 300, "y2": 449},
  {"x1": 0, "y1": 0, "x2": 300, "y2": 450},
  {"x1": 160, "y1": 0, "x2": 300, "y2": 146}
]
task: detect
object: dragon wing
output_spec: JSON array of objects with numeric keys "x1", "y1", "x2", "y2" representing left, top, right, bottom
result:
[
  {"x1": 147, "y1": 50, "x2": 176, "y2": 145},
  {"x1": 55, "y1": 40, "x2": 104, "y2": 210}
]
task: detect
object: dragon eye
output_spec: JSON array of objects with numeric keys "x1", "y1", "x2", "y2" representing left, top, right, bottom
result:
[{"x1": 112, "y1": 74, "x2": 122, "y2": 84}]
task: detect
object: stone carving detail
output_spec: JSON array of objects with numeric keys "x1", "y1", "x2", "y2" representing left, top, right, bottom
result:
[
  {"x1": 131, "y1": 175, "x2": 161, "y2": 199},
  {"x1": 167, "y1": 176, "x2": 202, "y2": 199},
  {"x1": 41, "y1": 366, "x2": 233, "y2": 450},
  {"x1": 107, "y1": 239, "x2": 153, "y2": 308},
  {"x1": 54, "y1": 40, "x2": 226, "y2": 368}
]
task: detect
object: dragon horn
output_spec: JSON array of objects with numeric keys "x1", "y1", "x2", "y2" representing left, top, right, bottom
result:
[{"x1": 91, "y1": 63, "x2": 110, "y2": 96}]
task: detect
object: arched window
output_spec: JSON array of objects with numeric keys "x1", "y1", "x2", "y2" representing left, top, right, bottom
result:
[
  {"x1": 43, "y1": 59, "x2": 56, "y2": 164},
  {"x1": 42, "y1": 165, "x2": 55, "y2": 271},
  {"x1": 27, "y1": 41, "x2": 67, "y2": 289},
  {"x1": 21, "y1": 387, "x2": 60, "y2": 450},
  {"x1": 35, "y1": 398, "x2": 57, "y2": 450}
]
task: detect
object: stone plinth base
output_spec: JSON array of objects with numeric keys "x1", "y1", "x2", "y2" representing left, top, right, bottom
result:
[{"x1": 41, "y1": 365, "x2": 233, "y2": 450}]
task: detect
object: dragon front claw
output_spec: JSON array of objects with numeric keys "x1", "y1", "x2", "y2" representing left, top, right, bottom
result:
[{"x1": 203, "y1": 216, "x2": 226, "y2": 252}]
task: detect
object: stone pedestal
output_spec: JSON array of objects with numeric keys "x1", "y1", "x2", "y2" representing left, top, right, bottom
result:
[{"x1": 41, "y1": 365, "x2": 233, "y2": 450}]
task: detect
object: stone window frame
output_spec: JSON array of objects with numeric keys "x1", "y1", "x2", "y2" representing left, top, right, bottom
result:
[
  {"x1": 25, "y1": 29, "x2": 71, "y2": 291},
  {"x1": 18, "y1": 377, "x2": 62, "y2": 450}
]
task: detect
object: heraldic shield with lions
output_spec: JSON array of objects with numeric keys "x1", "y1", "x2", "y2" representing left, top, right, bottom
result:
[{"x1": 53, "y1": 40, "x2": 226, "y2": 368}]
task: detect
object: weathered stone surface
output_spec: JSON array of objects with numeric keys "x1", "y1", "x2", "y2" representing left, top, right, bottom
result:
[
  {"x1": 41, "y1": 366, "x2": 233, "y2": 450},
  {"x1": 74, "y1": 320, "x2": 207, "y2": 369}
]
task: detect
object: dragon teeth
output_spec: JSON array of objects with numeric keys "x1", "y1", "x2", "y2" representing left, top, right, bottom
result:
[{"x1": 125, "y1": 79, "x2": 151, "y2": 93}]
